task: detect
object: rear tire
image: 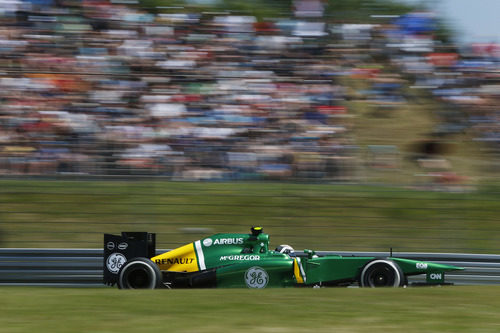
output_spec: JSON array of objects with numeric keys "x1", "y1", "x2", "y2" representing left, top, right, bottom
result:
[
  {"x1": 360, "y1": 259, "x2": 404, "y2": 288},
  {"x1": 118, "y1": 257, "x2": 162, "y2": 289}
]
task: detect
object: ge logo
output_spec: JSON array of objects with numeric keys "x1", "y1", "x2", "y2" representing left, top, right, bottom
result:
[
  {"x1": 245, "y1": 266, "x2": 269, "y2": 288},
  {"x1": 106, "y1": 253, "x2": 126, "y2": 274}
]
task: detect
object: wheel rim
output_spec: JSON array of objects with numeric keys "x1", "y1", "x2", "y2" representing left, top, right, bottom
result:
[
  {"x1": 120, "y1": 261, "x2": 157, "y2": 289},
  {"x1": 367, "y1": 265, "x2": 394, "y2": 287},
  {"x1": 125, "y1": 267, "x2": 151, "y2": 288}
]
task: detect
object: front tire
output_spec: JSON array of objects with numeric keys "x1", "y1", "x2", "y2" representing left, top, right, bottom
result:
[
  {"x1": 360, "y1": 259, "x2": 404, "y2": 288},
  {"x1": 118, "y1": 257, "x2": 162, "y2": 289}
]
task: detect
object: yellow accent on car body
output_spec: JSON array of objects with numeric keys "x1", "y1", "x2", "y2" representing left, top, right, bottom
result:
[
  {"x1": 293, "y1": 258, "x2": 305, "y2": 284},
  {"x1": 151, "y1": 243, "x2": 199, "y2": 272}
]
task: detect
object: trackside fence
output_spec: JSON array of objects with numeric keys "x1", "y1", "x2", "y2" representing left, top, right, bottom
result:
[{"x1": 1, "y1": 249, "x2": 500, "y2": 287}]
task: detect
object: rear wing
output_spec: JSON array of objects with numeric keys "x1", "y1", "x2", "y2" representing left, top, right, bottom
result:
[{"x1": 103, "y1": 232, "x2": 156, "y2": 286}]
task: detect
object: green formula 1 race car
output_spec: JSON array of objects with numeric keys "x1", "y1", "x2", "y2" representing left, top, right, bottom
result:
[{"x1": 103, "y1": 227, "x2": 462, "y2": 289}]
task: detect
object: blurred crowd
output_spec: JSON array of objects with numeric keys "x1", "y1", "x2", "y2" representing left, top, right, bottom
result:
[{"x1": 0, "y1": 0, "x2": 498, "y2": 181}]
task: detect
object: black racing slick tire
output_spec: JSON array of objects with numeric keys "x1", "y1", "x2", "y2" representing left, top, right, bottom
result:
[
  {"x1": 360, "y1": 259, "x2": 405, "y2": 288},
  {"x1": 117, "y1": 257, "x2": 162, "y2": 289}
]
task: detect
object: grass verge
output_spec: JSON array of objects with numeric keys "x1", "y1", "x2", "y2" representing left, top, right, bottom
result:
[
  {"x1": 1, "y1": 180, "x2": 500, "y2": 253},
  {"x1": 0, "y1": 180, "x2": 500, "y2": 253},
  {"x1": 1, "y1": 286, "x2": 500, "y2": 333}
]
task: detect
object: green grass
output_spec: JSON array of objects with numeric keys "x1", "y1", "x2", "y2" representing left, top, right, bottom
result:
[
  {"x1": 1, "y1": 180, "x2": 500, "y2": 253},
  {"x1": 1, "y1": 286, "x2": 500, "y2": 332}
]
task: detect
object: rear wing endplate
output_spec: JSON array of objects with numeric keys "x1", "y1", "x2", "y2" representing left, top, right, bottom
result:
[{"x1": 103, "y1": 232, "x2": 156, "y2": 285}]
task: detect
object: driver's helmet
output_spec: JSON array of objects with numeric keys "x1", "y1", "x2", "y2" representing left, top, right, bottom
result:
[{"x1": 275, "y1": 244, "x2": 294, "y2": 255}]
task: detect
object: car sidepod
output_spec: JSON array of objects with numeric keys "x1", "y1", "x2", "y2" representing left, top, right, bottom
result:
[
  {"x1": 215, "y1": 258, "x2": 295, "y2": 288},
  {"x1": 296, "y1": 256, "x2": 377, "y2": 286}
]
